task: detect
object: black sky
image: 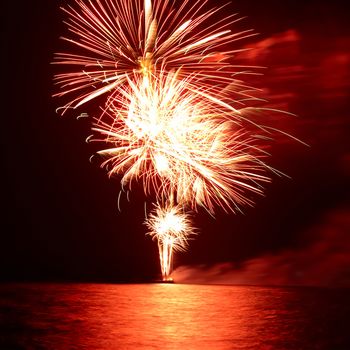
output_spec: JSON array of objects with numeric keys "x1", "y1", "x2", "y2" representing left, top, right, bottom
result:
[{"x1": 1, "y1": 0, "x2": 349, "y2": 283}]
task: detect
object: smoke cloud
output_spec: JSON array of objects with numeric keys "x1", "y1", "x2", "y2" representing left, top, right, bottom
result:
[{"x1": 172, "y1": 207, "x2": 350, "y2": 287}]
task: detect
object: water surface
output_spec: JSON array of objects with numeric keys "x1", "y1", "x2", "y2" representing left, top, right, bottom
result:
[{"x1": 0, "y1": 283, "x2": 349, "y2": 349}]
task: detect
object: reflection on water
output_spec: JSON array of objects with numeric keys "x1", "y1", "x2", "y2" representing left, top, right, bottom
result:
[{"x1": 0, "y1": 283, "x2": 349, "y2": 349}]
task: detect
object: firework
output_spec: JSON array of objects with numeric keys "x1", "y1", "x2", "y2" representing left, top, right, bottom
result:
[
  {"x1": 53, "y1": 0, "x2": 258, "y2": 114},
  {"x1": 54, "y1": 0, "x2": 285, "y2": 281},
  {"x1": 146, "y1": 203, "x2": 195, "y2": 280},
  {"x1": 91, "y1": 70, "x2": 271, "y2": 214}
]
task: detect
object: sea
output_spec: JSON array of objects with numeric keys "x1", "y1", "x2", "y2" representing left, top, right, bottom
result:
[{"x1": 0, "y1": 283, "x2": 349, "y2": 349}]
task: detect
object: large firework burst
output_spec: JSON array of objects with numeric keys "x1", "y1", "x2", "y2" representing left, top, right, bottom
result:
[
  {"x1": 91, "y1": 70, "x2": 270, "y2": 214},
  {"x1": 54, "y1": 0, "x2": 286, "y2": 280}
]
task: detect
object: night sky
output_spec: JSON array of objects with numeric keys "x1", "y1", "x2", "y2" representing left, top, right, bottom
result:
[{"x1": 2, "y1": 0, "x2": 349, "y2": 285}]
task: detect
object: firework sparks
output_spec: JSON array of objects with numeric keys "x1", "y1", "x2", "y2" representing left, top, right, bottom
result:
[
  {"x1": 91, "y1": 70, "x2": 271, "y2": 214},
  {"x1": 53, "y1": 0, "x2": 258, "y2": 114},
  {"x1": 146, "y1": 203, "x2": 195, "y2": 280},
  {"x1": 54, "y1": 0, "x2": 288, "y2": 281}
]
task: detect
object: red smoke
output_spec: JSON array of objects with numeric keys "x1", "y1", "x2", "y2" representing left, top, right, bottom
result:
[{"x1": 173, "y1": 207, "x2": 350, "y2": 287}]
